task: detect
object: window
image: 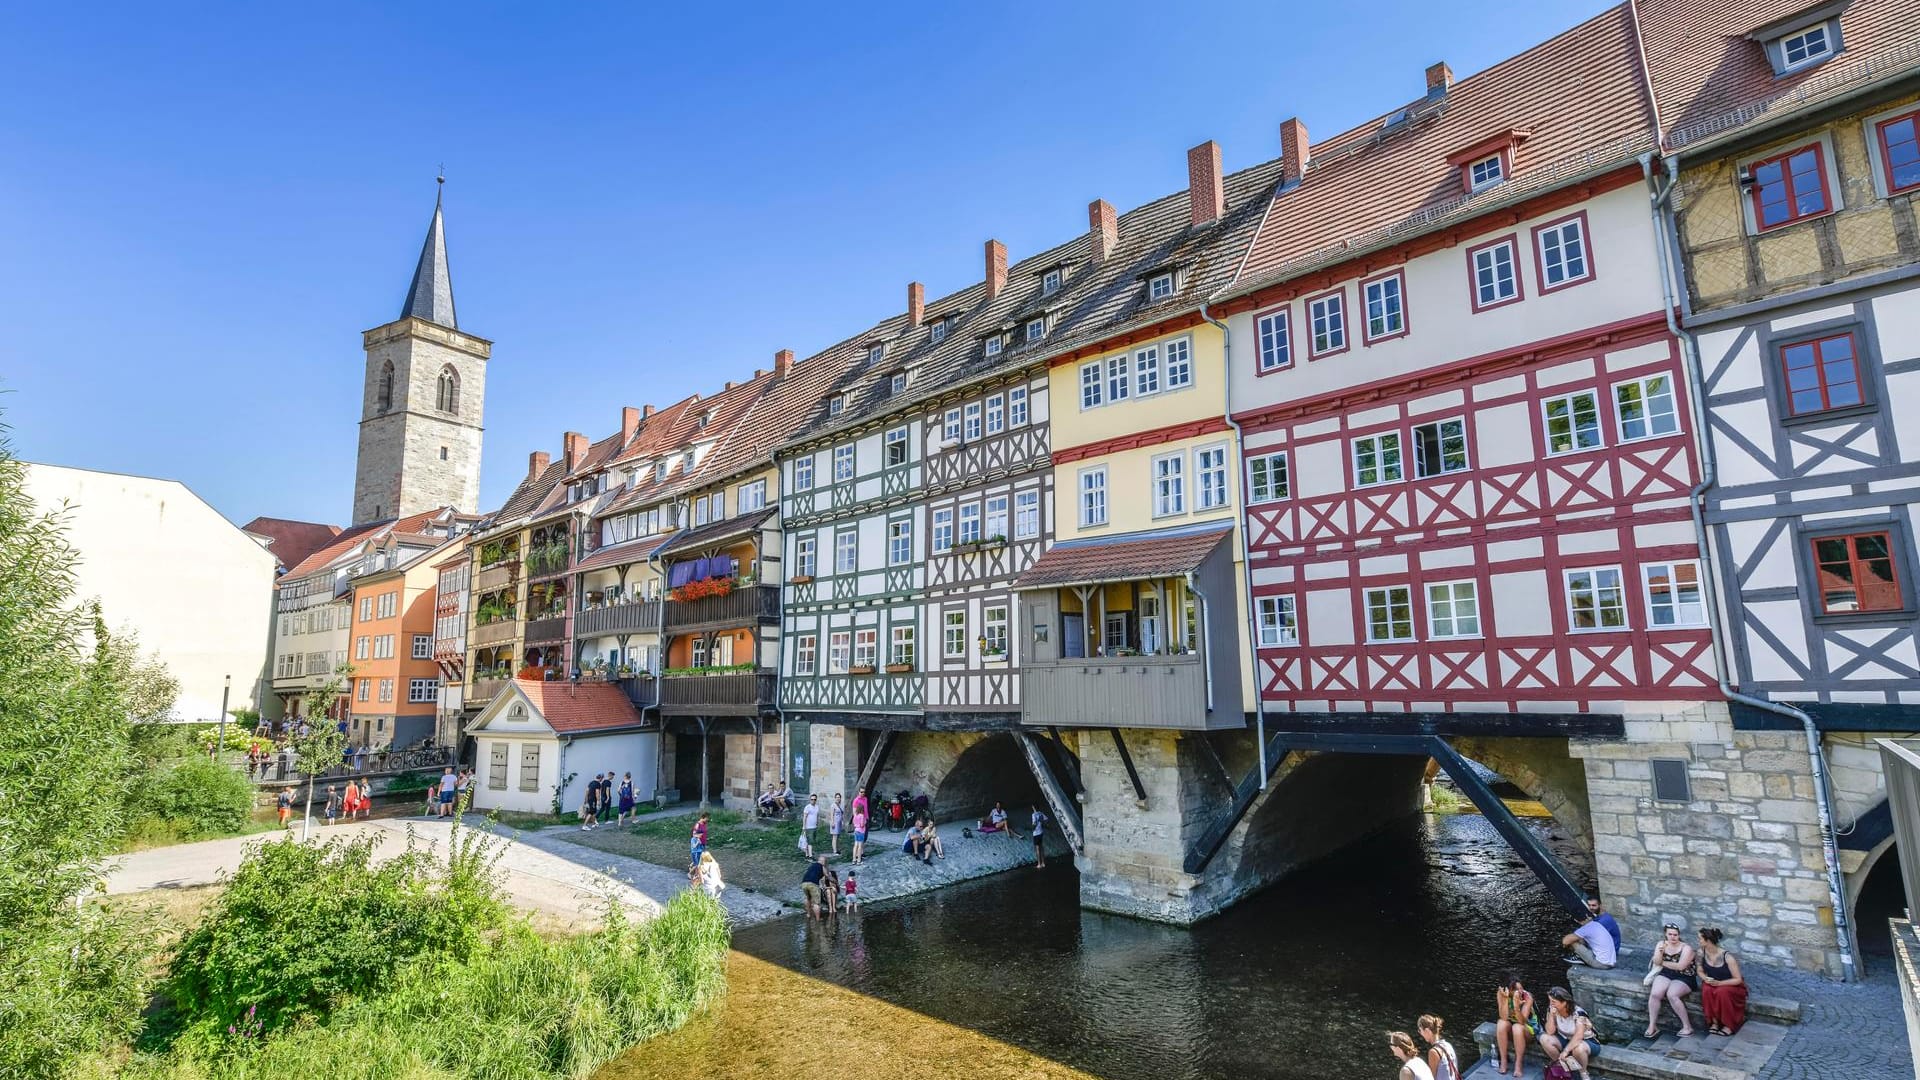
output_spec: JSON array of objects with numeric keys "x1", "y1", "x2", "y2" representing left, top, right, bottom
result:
[
  {"x1": 1079, "y1": 467, "x2": 1108, "y2": 527},
  {"x1": 935, "y1": 410, "x2": 958, "y2": 446},
  {"x1": 985, "y1": 495, "x2": 1008, "y2": 540},
  {"x1": 711, "y1": 490, "x2": 727, "y2": 520},
  {"x1": 1426, "y1": 581, "x2": 1481, "y2": 638},
  {"x1": 885, "y1": 427, "x2": 908, "y2": 467},
  {"x1": 376, "y1": 360, "x2": 394, "y2": 413},
  {"x1": 983, "y1": 605, "x2": 1009, "y2": 656},
  {"x1": 1778, "y1": 23, "x2": 1834, "y2": 71},
  {"x1": 1009, "y1": 386, "x2": 1029, "y2": 425},
  {"x1": 355, "y1": 636, "x2": 369, "y2": 661},
  {"x1": 890, "y1": 625, "x2": 915, "y2": 667},
  {"x1": 1152, "y1": 454, "x2": 1186, "y2": 516},
  {"x1": 1362, "y1": 272, "x2": 1406, "y2": 342},
  {"x1": 1469, "y1": 237, "x2": 1521, "y2": 309},
  {"x1": 887, "y1": 519, "x2": 912, "y2": 565},
  {"x1": 1079, "y1": 362, "x2": 1103, "y2": 409},
  {"x1": 828, "y1": 396, "x2": 845, "y2": 417},
  {"x1": 738, "y1": 479, "x2": 767, "y2": 513},
  {"x1": 867, "y1": 343, "x2": 886, "y2": 366},
  {"x1": 1307, "y1": 290, "x2": 1347, "y2": 356},
  {"x1": 1196, "y1": 444, "x2": 1229, "y2": 510},
  {"x1": 412, "y1": 634, "x2": 432, "y2": 660},
  {"x1": 986, "y1": 395, "x2": 1005, "y2": 434},
  {"x1": 1257, "y1": 308, "x2": 1292, "y2": 372},
  {"x1": 1750, "y1": 144, "x2": 1830, "y2": 230},
  {"x1": 691, "y1": 638, "x2": 708, "y2": 668},
  {"x1": 1779, "y1": 331, "x2": 1865, "y2": 415},
  {"x1": 1615, "y1": 376, "x2": 1679, "y2": 440},
  {"x1": 1026, "y1": 317, "x2": 1047, "y2": 343},
  {"x1": 795, "y1": 536, "x2": 817, "y2": 577},
  {"x1": 1106, "y1": 354, "x2": 1131, "y2": 402},
  {"x1": 378, "y1": 678, "x2": 394, "y2": 703},
  {"x1": 1364, "y1": 586, "x2": 1415, "y2": 642},
  {"x1": 890, "y1": 371, "x2": 909, "y2": 395},
  {"x1": 1353, "y1": 432, "x2": 1404, "y2": 486},
  {"x1": 488, "y1": 744, "x2": 507, "y2": 790},
  {"x1": 964, "y1": 402, "x2": 982, "y2": 441},
  {"x1": 930, "y1": 320, "x2": 948, "y2": 344},
  {"x1": 1543, "y1": 390, "x2": 1603, "y2": 454},
  {"x1": 1411, "y1": 418, "x2": 1469, "y2": 478},
  {"x1": 1877, "y1": 110, "x2": 1920, "y2": 194},
  {"x1": 1102, "y1": 612, "x2": 1129, "y2": 653},
  {"x1": 795, "y1": 634, "x2": 817, "y2": 674},
  {"x1": 833, "y1": 444, "x2": 855, "y2": 481},
  {"x1": 408, "y1": 678, "x2": 439, "y2": 703},
  {"x1": 1134, "y1": 344, "x2": 1161, "y2": 396},
  {"x1": 375, "y1": 635, "x2": 395, "y2": 659},
  {"x1": 693, "y1": 497, "x2": 710, "y2": 527},
  {"x1": 436, "y1": 367, "x2": 459, "y2": 413},
  {"x1": 932, "y1": 508, "x2": 954, "y2": 553},
  {"x1": 360, "y1": 596, "x2": 373, "y2": 621},
  {"x1": 853, "y1": 628, "x2": 877, "y2": 668},
  {"x1": 1148, "y1": 272, "x2": 1175, "y2": 301},
  {"x1": 1811, "y1": 531, "x2": 1903, "y2": 613},
  {"x1": 794, "y1": 455, "x2": 814, "y2": 491},
  {"x1": 985, "y1": 336, "x2": 1003, "y2": 358},
  {"x1": 1566, "y1": 566, "x2": 1628, "y2": 630},
  {"x1": 1534, "y1": 215, "x2": 1592, "y2": 290},
  {"x1": 357, "y1": 678, "x2": 371, "y2": 702},
  {"x1": 828, "y1": 631, "x2": 851, "y2": 673},
  {"x1": 1015, "y1": 490, "x2": 1040, "y2": 539},
  {"x1": 1249, "y1": 452, "x2": 1289, "y2": 503},
  {"x1": 1257, "y1": 596, "x2": 1298, "y2": 647},
  {"x1": 1643, "y1": 561, "x2": 1707, "y2": 627},
  {"x1": 1042, "y1": 268, "x2": 1062, "y2": 294},
  {"x1": 835, "y1": 530, "x2": 857, "y2": 574},
  {"x1": 1468, "y1": 153, "x2": 1505, "y2": 191},
  {"x1": 519, "y1": 744, "x2": 540, "y2": 792},
  {"x1": 1165, "y1": 337, "x2": 1192, "y2": 388},
  {"x1": 944, "y1": 610, "x2": 967, "y2": 658},
  {"x1": 959, "y1": 503, "x2": 982, "y2": 544}
]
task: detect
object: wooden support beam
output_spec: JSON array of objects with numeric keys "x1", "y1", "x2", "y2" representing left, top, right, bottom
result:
[{"x1": 1109, "y1": 728, "x2": 1146, "y2": 804}]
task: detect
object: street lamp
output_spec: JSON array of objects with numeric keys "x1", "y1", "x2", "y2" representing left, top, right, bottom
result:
[{"x1": 214, "y1": 674, "x2": 231, "y2": 760}]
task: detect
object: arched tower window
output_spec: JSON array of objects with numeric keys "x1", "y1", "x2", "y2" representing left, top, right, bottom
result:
[
  {"x1": 436, "y1": 366, "x2": 460, "y2": 414},
  {"x1": 377, "y1": 360, "x2": 395, "y2": 413}
]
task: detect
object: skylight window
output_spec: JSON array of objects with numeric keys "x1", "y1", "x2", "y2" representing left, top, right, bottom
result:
[
  {"x1": 1148, "y1": 272, "x2": 1175, "y2": 301},
  {"x1": 1042, "y1": 268, "x2": 1062, "y2": 295}
]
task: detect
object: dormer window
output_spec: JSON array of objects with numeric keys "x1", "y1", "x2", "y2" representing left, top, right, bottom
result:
[
  {"x1": 1042, "y1": 268, "x2": 1063, "y2": 295},
  {"x1": 1148, "y1": 272, "x2": 1176, "y2": 301},
  {"x1": 930, "y1": 320, "x2": 948, "y2": 344},
  {"x1": 828, "y1": 395, "x2": 846, "y2": 417},
  {"x1": 1449, "y1": 131, "x2": 1527, "y2": 197},
  {"x1": 1467, "y1": 153, "x2": 1505, "y2": 192},
  {"x1": 867, "y1": 343, "x2": 886, "y2": 366},
  {"x1": 655, "y1": 458, "x2": 669, "y2": 477},
  {"x1": 1025, "y1": 317, "x2": 1047, "y2": 343},
  {"x1": 984, "y1": 336, "x2": 1003, "y2": 358},
  {"x1": 682, "y1": 450, "x2": 696, "y2": 470},
  {"x1": 1751, "y1": 4, "x2": 1845, "y2": 77},
  {"x1": 1779, "y1": 24, "x2": 1833, "y2": 69},
  {"x1": 890, "y1": 371, "x2": 910, "y2": 395}
]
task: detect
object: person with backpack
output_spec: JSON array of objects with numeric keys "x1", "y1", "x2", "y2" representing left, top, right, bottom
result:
[
  {"x1": 1419, "y1": 1015, "x2": 1459, "y2": 1080},
  {"x1": 1030, "y1": 804, "x2": 1049, "y2": 868}
]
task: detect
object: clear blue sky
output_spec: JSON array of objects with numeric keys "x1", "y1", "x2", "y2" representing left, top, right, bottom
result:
[{"x1": 0, "y1": 1, "x2": 1608, "y2": 526}]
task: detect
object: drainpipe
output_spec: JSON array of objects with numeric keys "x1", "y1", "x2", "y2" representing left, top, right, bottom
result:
[
  {"x1": 1201, "y1": 299, "x2": 1271, "y2": 790},
  {"x1": 1184, "y1": 571, "x2": 1215, "y2": 712},
  {"x1": 1643, "y1": 152, "x2": 1857, "y2": 982}
]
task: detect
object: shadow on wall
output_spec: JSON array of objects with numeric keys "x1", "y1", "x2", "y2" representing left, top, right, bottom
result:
[{"x1": 1228, "y1": 752, "x2": 1431, "y2": 893}]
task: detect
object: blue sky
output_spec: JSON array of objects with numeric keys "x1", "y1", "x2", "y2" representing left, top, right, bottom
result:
[{"x1": 0, "y1": 1, "x2": 1609, "y2": 526}]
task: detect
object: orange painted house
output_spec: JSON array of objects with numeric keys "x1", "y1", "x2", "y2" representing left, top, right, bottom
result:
[{"x1": 347, "y1": 535, "x2": 450, "y2": 749}]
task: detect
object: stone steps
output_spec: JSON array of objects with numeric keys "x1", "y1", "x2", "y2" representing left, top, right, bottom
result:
[{"x1": 1470, "y1": 1018, "x2": 1790, "y2": 1080}]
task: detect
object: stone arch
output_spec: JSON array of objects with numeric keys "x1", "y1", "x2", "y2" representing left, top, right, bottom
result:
[
  {"x1": 873, "y1": 730, "x2": 1061, "y2": 826},
  {"x1": 1447, "y1": 736, "x2": 1593, "y2": 851},
  {"x1": 1847, "y1": 832, "x2": 1904, "y2": 969},
  {"x1": 1218, "y1": 751, "x2": 1430, "y2": 895}
]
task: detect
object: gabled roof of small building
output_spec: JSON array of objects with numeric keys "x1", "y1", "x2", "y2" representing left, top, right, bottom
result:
[
  {"x1": 241, "y1": 516, "x2": 343, "y2": 571},
  {"x1": 510, "y1": 678, "x2": 647, "y2": 734},
  {"x1": 1012, "y1": 521, "x2": 1234, "y2": 591}
]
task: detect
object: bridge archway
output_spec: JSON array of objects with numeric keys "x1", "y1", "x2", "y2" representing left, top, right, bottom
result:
[
  {"x1": 872, "y1": 730, "x2": 1065, "y2": 827},
  {"x1": 1225, "y1": 751, "x2": 1431, "y2": 895},
  {"x1": 1447, "y1": 736, "x2": 1593, "y2": 851}
]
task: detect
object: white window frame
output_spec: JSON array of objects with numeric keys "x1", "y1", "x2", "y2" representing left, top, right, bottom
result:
[
  {"x1": 943, "y1": 610, "x2": 967, "y2": 659},
  {"x1": 833, "y1": 443, "x2": 856, "y2": 481},
  {"x1": 930, "y1": 320, "x2": 948, "y2": 344},
  {"x1": 943, "y1": 408, "x2": 962, "y2": 442},
  {"x1": 1778, "y1": 23, "x2": 1834, "y2": 72},
  {"x1": 890, "y1": 371, "x2": 909, "y2": 395},
  {"x1": 1410, "y1": 417, "x2": 1470, "y2": 479},
  {"x1": 738, "y1": 479, "x2": 767, "y2": 513},
  {"x1": 1536, "y1": 216, "x2": 1592, "y2": 289},
  {"x1": 1257, "y1": 595, "x2": 1298, "y2": 647},
  {"x1": 1042, "y1": 268, "x2": 1062, "y2": 294},
  {"x1": 884, "y1": 426, "x2": 909, "y2": 467},
  {"x1": 1079, "y1": 362, "x2": 1103, "y2": 409},
  {"x1": 985, "y1": 335, "x2": 1003, "y2": 358},
  {"x1": 1014, "y1": 489, "x2": 1040, "y2": 539},
  {"x1": 793, "y1": 454, "x2": 814, "y2": 491},
  {"x1": 407, "y1": 678, "x2": 439, "y2": 704},
  {"x1": 1248, "y1": 451, "x2": 1289, "y2": 503},
  {"x1": 1133, "y1": 344, "x2": 1161, "y2": 396},
  {"x1": 1542, "y1": 389, "x2": 1604, "y2": 456},
  {"x1": 1105, "y1": 354, "x2": 1131, "y2": 402},
  {"x1": 794, "y1": 633, "x2": 817, "y2": 674},
  {"x1": 985, "y1": 494, "x2": 1008, "y2": 540},
  {"x1": 1257, "y1": 308, "x2": 1292, "y2": 372},
  {"x1": 1148, "y1": 272, "x2": 1175, "y2": 300},
  {"x1": 1026, "y1": 317, "x2": 1047, "y2": 342},
  {"x1": 931, "y1": 507, "x2": 954, "y2": 553},
  {"x1": 1565, "y1": 566, "x2": 1629, "y2": 632},
  {"x1": 1364, "y1": 585, "x2": 1416, "y2": 643},
  {"x1": 1195, "y1": 443, "x2": 1229, "y2": 510},
  {"x1": 1079, "y1": 467, "x2": 1109, "y2": 527},
  {"x1": 1308, "y1": 291, "x2": 1347, "y2": 356},
  {"x1": 1613, "y1": 375, "x2": 1679, "y2": 442},
  {"x1": 853, "y1": 628, "x2": 877, "y2": 668},
  {"x1": 835, "y1": 530, "x2": 858, "y2": 574},
  {"x1": 828, "y1": 631, "x2": 851, "y2": 674},
  {"x1": 1164, "y1": 336, "x2": 1193, "y2": 388},
  {"x1": 1152, "y1": 452, "x2": 1186, "y2": 517},
  {"x1": 1425, "y1": 580, "x2": 1481, "y2": 639},
  {"x1": 887, "y1": 519, "x2": 912, "y2": 566},
  {"x1": 1468, "y1": 153, "x2": 1505, "y2": 191},
  {"x1": 1352, "y1": 432, "x2": 1404, "y2": 487},
  {"x1": 411, "y1": 634, "x2": 432, "y2": 660},
  {"x1": 794, "y1": 535, "x2": 817, "y2": 577},
  {"x1": 1362, "y1": 272, "x2": 1406, "y2": 341},
  {"x1": 982, "y1": 605, "x2": 1009, "y2": 657},
  {"x1": 890, "y1": 624, "x2": 915, "y2": 667},
  {"x1": 959, "y1": 503, "x2": 982, "y2": 544},
  {"x1": 1643, "y1": 560, "x2": 1708, "y2": 628},
  {"x1": 964, "y1": 402, "x2": 983, "y2": 441},
  {"x1": 828, "y1": 396, "x2": 845, "y2": 417},
  {"x1": 985, "y1": 394, "x2": 1005, "y2": 434},
  {"x1": 1471, "y1": 239, "x2": 1520, "y2": 308},
  {"x1": 1009, "y1": 386, "x2": 1028, "y2": 426}
]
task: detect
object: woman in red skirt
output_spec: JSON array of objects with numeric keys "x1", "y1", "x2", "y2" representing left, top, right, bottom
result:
[{"x1": 1696, "y1": 927, "x2": 1748, "y2": 1036}]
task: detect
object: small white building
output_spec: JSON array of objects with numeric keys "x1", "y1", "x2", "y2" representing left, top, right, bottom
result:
[
  {"x1": 22, "y1": 462, "x2": 277, "y2": 721},
  {"x1": 466, "y1": 679, "x2": 657, "y2": 815}
]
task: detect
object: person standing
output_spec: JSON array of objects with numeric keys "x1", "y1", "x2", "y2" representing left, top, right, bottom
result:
[
  {"x1": 842, "y1": 868, "x2": 859, "y2": 910},
  {"x1": 801, "y1": 794, "x2": 820, "y2": 858},
  {"x1": 1031, "y1": 805, "x2": 1049, "y2": 869},
  {"x1": 579, "y1": 777, "x2": 599, "y2": 831},
  {"x1": 436, "y1": 767, "x2": 458, "y2": 818},
  {"x1": 691, "y1": 812, "x2": 710, "y2": 864},
  {"x1": 454, "y1": 768, "x2": 472, "y2": 813},
  {"x1": 1418, "y1": 1015, "x2": 1459, "y2": 1080},
  {"x1": 1389, "y1": 1032, "x2": 1436, "y2": 1080},
  {"x1": 851, "y1": 804, "x2": 868, "y2": 865},
  {"x1": 276, "y1": 787, "x2": 292, "y2": 830},
  {"x1": 615, "y1": 772, "x2": 634, "y2": 825},
  {"x1": 323, "y1": 784, "x2": 341, "y2": 826},
  {"x1": 1696, "y1": 927, "x2": 1747, "y2": 1036},
  {"x1": 343, "y1": 778, "x2": 362, "y2": 822},
  {"x1": 698, "y1": 851, "x2": 726, "y2": 901},
  {"x1": 829, "y1": 792, "x2": 844, "y2": 855}
]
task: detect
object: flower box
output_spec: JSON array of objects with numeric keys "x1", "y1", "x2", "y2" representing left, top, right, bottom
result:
[
  {"x1": 848, "y1": 665, "x2": 877, "y2": 675},
  {"x1": 884, "y1": 663, "x2": 914, "y2": 674},
  {"x1": 790, "y1": 574, "x2": 815, "y2": 585}
]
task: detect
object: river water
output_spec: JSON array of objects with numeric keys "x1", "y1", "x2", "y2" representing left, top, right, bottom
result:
[{"x1": 609, "y1": 811, "x2": 1583, "y2": 1080}]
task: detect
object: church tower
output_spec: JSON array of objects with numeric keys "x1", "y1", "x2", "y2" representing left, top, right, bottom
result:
[{"x1": 352, "y1": 180, "x2": 490, "y2": 525}]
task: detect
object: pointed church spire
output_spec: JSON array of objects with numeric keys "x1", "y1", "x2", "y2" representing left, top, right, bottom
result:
[{"x1": 400, "y1": 176, "x2": 457, "y2": 329}]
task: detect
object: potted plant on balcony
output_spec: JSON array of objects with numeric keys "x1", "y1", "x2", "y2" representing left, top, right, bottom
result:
[
  {"x1": 670, "y1": 575, "x2": 735, "y2": 602},
  {"x1": 884, "y1": 661, "x2": 914, "y2": 674},
  {"x1": 848, "y1": 663, "x2": 876, "y2": 675},
  {"x1": 790, "y1": 573, "x2": 815, "y2": 584}
]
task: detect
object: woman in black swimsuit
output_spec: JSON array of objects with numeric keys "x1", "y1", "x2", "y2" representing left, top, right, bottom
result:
[{"x1": 1645, "y1": 922, "x2": 1697, "y2": 1038}]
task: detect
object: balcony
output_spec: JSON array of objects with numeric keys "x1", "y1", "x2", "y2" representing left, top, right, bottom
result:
[
  {"x1": 577, "y1": 599, "x2": 664, "y2": 638},
  {"x1": 658, "y1": 670, "x2": 777, "y2": 716},
  {"x1": 524, "y1": 615, "x2": 568, "y2": 644},
  {"x1": 468, "y1": 676, "x2": 509, "y2": 705},
  {"x1": 471, "y1": 620, "x2": 517, "y2": 648},
  {"x1": 1022, "y1": 654, "x2": 1211, "y2": 730},
  {"x1": 525, "y1": 545, "x2": 572, "y2": 580},
  {"x1": 665, "y1": 583, "x2": 779, "y2": 635},
  {"x1": 474, "y1": 561, "x2": 519, "y2": 594}
]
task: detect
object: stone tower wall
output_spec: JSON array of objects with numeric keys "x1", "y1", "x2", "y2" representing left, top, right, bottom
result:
[{"x1": 352, "y1": 318, "x2": 489, "y2": 524}]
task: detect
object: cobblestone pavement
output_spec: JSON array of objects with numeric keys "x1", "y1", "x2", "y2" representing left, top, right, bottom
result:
[{"x1": 1754, "y1": 964, "x2": 1910, "y2": 1080}]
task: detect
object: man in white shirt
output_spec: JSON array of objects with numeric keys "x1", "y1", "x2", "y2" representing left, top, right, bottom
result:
[
  {"x1": 1563, "y1": 914, "x2": 1618, "y2": 968},
  {"x1": 801, "y1": 794, "x2": 820, "y2": 858}
]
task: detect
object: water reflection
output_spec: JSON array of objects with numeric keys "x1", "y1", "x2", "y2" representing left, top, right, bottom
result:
[{"x1": 730, "y1": 813, "x2": 1580, "y2": 1080}]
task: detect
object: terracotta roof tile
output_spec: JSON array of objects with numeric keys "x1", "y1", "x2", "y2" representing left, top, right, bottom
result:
[
  {"x1": 281, "y1": 522, "x2": 386, "y2": 579},
  {"x1": 572, "y1": 535, "x2": 669, "y2": 574},
  {"x1": 656, "y1": 506, "x2": 778, "y2": 559},
  {"x1": 241, "y1": 516, "x2": 342, "y2": 570},
  {"x1": 1012, "y1": 522, "x2": 1233, "y2": 590},
  {"x1": 514, "y1": 679, "x2": 645, "y2": 734}
]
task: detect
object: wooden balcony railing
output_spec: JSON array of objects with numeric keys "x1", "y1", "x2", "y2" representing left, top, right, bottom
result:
[
  {"x1": 471, "y1": 620, "x2": 517, "y2": 648},
  {"x1": 658, "y1": 671, "x2": 776, "y2": 716},
  {"x1": 664, "y1": 584, "x2": 779, "y2": 634},
  {"x1": 576, "y1": 600, "x2": 664, "y2": 638},
  {"x1": 474, "y1": 561, "x2": 519, "y2": 594},
  {"x1": 468, "y1": 676, "x2": 510, "y2": 704},
  {"x1": 1022, "y1": 654, "x2": 1209, "y2": 730},
  {"x1": 524, "y1": 615, "x2": 568, "y2": 643}
]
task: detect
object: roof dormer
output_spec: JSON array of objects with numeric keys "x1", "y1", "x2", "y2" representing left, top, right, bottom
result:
[
  {"x1": 1748, "y1": 0, "x2": 1849, "y2": 77},
  {"x1": 1447, "y1": 129, "x2": 1531, "y2": 195}
]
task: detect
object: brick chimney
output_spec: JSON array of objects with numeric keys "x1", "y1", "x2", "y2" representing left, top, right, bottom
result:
[
  {"x1": 642, "y1": 403, "x2": 656, "y2": 418},
  {"x1": 528, "y1": 450, "x2": 550, "y2": 480},
  {"x1": 1188, "y1": 141, "x2": 1224, "y2": 227},
  {"x1": 754, "y1": 367, "x2": 769, "y2": 379},
  {"x1": 621, "y1": 406, "x2": 641, "y2": 442},
  {"x1": 984, "y1": 239, "x2": 1007, "y2": 302},
  {"x1": 774, "y1": 348, "x2": 794, "y2": 379},
  {"x1": 908, "y1": 281, "x2": 925, "y2": 327},
  {"x1": 1279, "y1": 118, "x2": 1310, "y2": 186},
  {"x1": 1089, "y1": 199, "x2": 1118, "y2": 260},
  {"x1": 1426, "y1": 61, "x2": 1453, "y2": 96},
  {"x1": 564, "y1": 431, "x2": 588, "y2": 471}
]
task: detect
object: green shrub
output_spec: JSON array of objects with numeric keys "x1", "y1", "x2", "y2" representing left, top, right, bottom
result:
[
  {"x1": 131, "y1": 758, "x2": 254, "y2": 840},
  {"x1": 163, "y1": 826, "x2": 504, "y2": 1044},
  {"x1": 0, "y1": 903, "x2": 153, "y2": 1079}
]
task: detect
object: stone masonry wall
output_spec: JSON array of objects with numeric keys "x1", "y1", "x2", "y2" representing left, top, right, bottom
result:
[
  {"x1": 807, "y1": 723, "x2": 860, "y2": 801},
  {"x1": 720, "y1": 730, "x2": 779, "y2": 811},
  {"x1": 1075, "y1": 728, "x2": 1218, "y2": 922}
]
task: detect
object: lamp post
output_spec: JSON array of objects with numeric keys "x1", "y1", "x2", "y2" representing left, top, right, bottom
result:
[{"x1": 214, "y1": 674, "x2": 231, "y2": 761}]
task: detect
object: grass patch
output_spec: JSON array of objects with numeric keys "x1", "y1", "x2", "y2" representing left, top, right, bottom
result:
[
  {"x1": 118, "y1": 815, "x2": 279, "y2": 853},
  {"x1": 568, "y1": 810, "x2": 833, "y2": 897},
  {"x1": 492, "y1": 809, "x2": 580, "y2": 830}
]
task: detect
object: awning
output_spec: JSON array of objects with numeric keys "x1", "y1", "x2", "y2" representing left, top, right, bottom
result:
[
  {"x1": 656, "y1": 506, "x2": 776, "y2": 559},
  {"x1": 573, "y1": 536, "x2": 667, "y2": 575},
  {"x1": 1012, "y1": 521, "x2": 1233, "y2": 591}
]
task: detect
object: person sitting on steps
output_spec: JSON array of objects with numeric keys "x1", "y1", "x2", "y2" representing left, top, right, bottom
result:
[
  {"x1": 1644, "y1": 923, "x2": 1697, "y2": 1039},
  {"x1": 1538, "y1": 987, "x2": 1597, "y2": 1079},
  {"x1": 1696, "y1": 927, "x2": 1747, "y2": 1036}
]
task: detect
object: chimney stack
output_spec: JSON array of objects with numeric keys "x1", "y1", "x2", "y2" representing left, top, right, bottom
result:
[
  {"x1": 774, "y1": 348, "x2": 794, "y2": 379},
  {"x1": 621, "y1": 406, "x2": 641, "y2": 442},
  {"x1": 755, "y1": 368, "x2": 769, "y2": 379},
  {"x1": 643, "y1": 404, "x2": 656, "y2": 418},
  {"x1": 1187, "y1": 141, "x2": 1225, "y2": 227},
  {"x1": 1279, "y1": 118, "x2": 1310, "y2": 186},
  {"x1": 1089, "y1": 199, "x2": 1118, "y2": 260},
  {"x1": 908, "y1": 281, "x2": 925, "y2": 327},
  {"x1": 984, "y1": 239, "x2": 1007, "y2": 301},
  {"x1": 1426, "y1": 61, "x2": 1453, "y2": 96},
  {"x1": 564, "y1": 431, "x2": 588, "y2": 471},
  {"x1": 528, "y1": 450, "x2": 550, "y2": 480},
  {"x1": 724, "y1": 380, "x2": 736, "y2": 391}
]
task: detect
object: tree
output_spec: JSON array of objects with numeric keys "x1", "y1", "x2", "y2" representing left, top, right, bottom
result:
[{"x1": 292, "y1": 664, "x2": 352, "y2": 839}]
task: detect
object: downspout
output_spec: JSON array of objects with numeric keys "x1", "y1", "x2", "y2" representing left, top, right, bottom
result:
[
  {"x1": 1184, "y1": 571, "x2": 1215, "y2": 712},
  {"x1": 1644, "y1": 152, "x2": 1857, "y2": 982},
  {"x1": 1202, "y1": 299, "x2": 1271, "y2": 790}
]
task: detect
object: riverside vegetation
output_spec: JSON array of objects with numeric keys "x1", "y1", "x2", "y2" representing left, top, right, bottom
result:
[{"x1": 0, "y1": 426, "x2": 729, "y2": 1080}]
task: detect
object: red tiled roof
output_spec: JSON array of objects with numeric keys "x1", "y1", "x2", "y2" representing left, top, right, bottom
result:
[
  {"x1": 572, "y1": 536, "x2": 669, "y2": 575},
  {"x1": 241, "y1": 516, "x2": 342, "y2": 570},
  {"x1": 281, "y1": 522, "x2": 384, "y2": 579},
  {"x1": 514, "y1": 679, "x2": 645, "y2": 734},
  {"x1": 1012, "y1": 522, "x2": 1233, "y2": 590},
  {"x1": 656, "y1": 506, "x2": 777, "y2": 559}
]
